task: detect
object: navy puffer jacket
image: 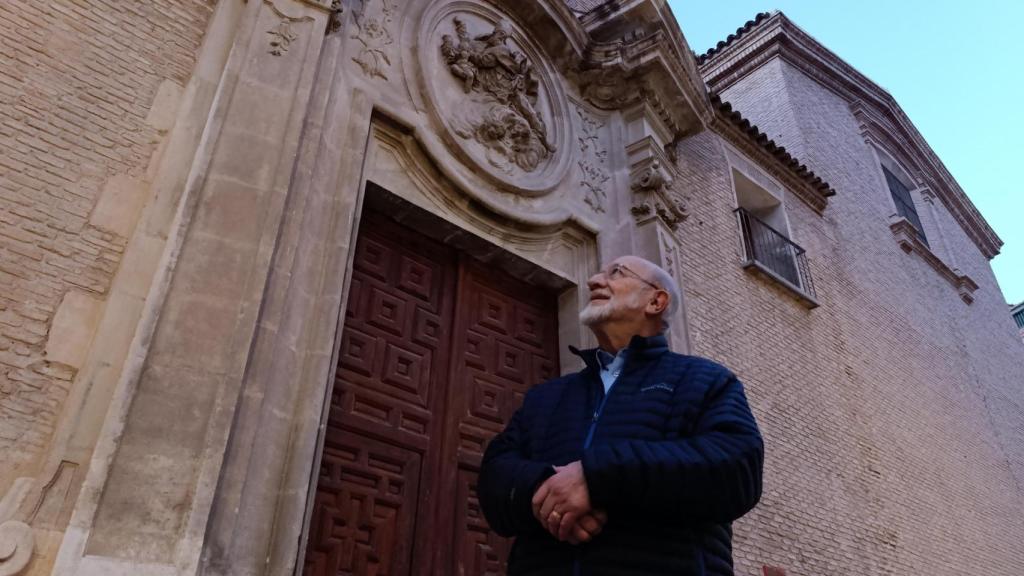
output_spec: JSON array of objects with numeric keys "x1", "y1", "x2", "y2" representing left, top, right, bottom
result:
[{"x1": 479, "y1": 334, "x2": 763, "y2": 575}]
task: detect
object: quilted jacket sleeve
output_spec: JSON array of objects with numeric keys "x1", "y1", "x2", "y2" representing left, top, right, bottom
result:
[
  {"x1": 478, "y1": 401, "x2": 556, "y2": 537},
  {"x1": 581, "y1": 368, "x2": 764, "y2": 525}
]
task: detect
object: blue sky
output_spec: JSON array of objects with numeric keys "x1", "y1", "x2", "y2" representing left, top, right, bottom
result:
[{"x1": 668, "y1": 1, "x2": 1024, "y2": 306}]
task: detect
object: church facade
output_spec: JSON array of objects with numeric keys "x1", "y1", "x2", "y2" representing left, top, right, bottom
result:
[{"x1": 1, "y1": 1, "x2": 1022, "y2": 575}]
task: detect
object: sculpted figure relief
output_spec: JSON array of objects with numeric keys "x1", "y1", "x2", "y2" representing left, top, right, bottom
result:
[{"x1": 440, "y1": 18, "x2": 555, "y2": 173}]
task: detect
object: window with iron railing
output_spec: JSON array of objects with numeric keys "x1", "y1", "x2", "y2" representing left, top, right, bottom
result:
[
  {"x1": 882, "y1": 164, "x2": 928, "y2": 247},
  {"x1": 1013, "y1": 307, "x2": 1024, "y2": 330},
  {"x1": 735, "y1": 207, "x2": 817, "y2": 302}
]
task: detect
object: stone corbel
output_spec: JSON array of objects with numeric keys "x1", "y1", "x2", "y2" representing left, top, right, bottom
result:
[
  {"x1": 0, "y1": 479, "x2": 34, "y2": 576},
  {"x1": 630, "y1": 159, "x2": 687, "y2": 230}
]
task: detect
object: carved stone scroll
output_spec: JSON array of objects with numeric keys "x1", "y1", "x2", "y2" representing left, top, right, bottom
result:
[{"x1": 630, "y1": 160, "x2": 688, "y2": 229}]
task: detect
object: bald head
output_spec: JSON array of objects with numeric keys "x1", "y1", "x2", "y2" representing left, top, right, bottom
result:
[
  {"x1": 615, "y1": 256, "x2": 681, "y2": 327},
  {"x1": 580, "y1": 255, "x2": 682, "y2": 339}
]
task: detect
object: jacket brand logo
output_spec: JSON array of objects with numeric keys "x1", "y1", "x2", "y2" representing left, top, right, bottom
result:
[{"x1": 641, "y1": 383, "x2": 674, "y2": 393}]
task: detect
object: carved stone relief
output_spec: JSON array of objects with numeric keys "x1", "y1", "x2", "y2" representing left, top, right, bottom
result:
[
  {"x1": 267, "y1": 19, "x2": 298, "y2": 55},
  {"x1": 351, "y1": 0, "x2": 395, "y2": 79},
  {"x1": 630, "y1": 160, "x2": 688, "y2": 230},
  {"x1": 439, "y1": 17, "x2": 554, "y2": 173},
  {"x1": 418, "y1": 2, "x2": 571, "y2": 195},
  {"x1": 326, "y1": 0, "x2": 344, "y2": 35},
  {"x1": 575, "y1": 106, "x2": 609, "y2": 213}
]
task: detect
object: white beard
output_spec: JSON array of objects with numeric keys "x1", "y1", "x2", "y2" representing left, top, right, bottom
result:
[
  {"x1": 579, "y1": 300, "x2": 616, "y2": 326},
  {"x1": 579, "y1": 291, "x2": 647, "y2": 327}
]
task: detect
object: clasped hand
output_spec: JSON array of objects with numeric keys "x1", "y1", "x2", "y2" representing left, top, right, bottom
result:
[{"x1": 530, "y1": 460, "x2": 607, "y2": 544}]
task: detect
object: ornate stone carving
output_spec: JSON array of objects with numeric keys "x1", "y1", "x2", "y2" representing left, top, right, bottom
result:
[
  {"x1": 575, "y1": 107, "x2": 609, "y2": 213},
  {"x1": 267, "y1": 19, "x2": 298, "y2": 56},
  {"x1": 326, "y1": 0, "x2": 344, "y2": 35},
  {"x1": 578, "y1": 66, "x2": 635, "y2": 110},
  {"x1": 417, "y1": 3, "x2": 570, "y2": 195},
  {"x1": 440, "y1": 18, "x2": 554, "y2": 173},
  {"x1": 351, "y1": 0, "x2": 395, "y2": 79},
  {"x1": 630, "y1": 160, "x2": 688, "y2": 230}
]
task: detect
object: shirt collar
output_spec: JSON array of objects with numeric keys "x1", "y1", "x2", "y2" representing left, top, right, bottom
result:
[{"x1": 570, "y1": 333, "x2": 669, "y2": 372}]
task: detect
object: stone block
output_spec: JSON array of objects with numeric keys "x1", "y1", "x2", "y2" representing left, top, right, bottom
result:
[
  {"x1": 89, "y1": 175, "x2": 151, "y2": 238},
  {"x1": 44, "y1": 291, "x2": 104, "y2": 369},
  {"x1": 145, "y1": 80, "x2": 184, "y2": 132}
]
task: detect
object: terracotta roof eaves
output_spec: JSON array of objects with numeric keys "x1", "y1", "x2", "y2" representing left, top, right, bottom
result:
[{"x1": 709, "y1": 93, "x2": 836, "y2": 213}]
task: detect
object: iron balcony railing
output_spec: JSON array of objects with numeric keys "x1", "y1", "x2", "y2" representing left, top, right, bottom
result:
[{"x1": 734, "y1": 207, "x2": 817, "y2": 301}]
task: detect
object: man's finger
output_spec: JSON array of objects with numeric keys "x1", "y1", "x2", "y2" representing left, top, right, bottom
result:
[
  {"x1": 538, "y1": 491, "x2": 558, "y2": 521},
  {"x1": 531, "y1": 481, "x2": 551, "y2": 520},
  {"x1": 577, "y1": 513, "x2": 602, "y2": 536},
  {"x1": 572, "y1": 524, "x2": 592, "y2": 544},
  {"x1": 592, "y1": 509, "x2": 608, "y2": 524},
  {"x1": 557, "y1": 511, "x2": 579, "y2": 541},
  {"x1": 545, "y1": 508, "x2": 563, "y2": 538}
]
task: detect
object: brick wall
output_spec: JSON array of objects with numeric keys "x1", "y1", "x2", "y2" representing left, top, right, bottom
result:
[
  {"x1": 663, "y1": 57, "x2": 1024, "y2": 574},
  {"x1": 0, "y1": 0, "x2": 213, "y2": 485}
]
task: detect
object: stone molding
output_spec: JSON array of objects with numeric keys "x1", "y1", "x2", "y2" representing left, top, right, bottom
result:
[
  {"x1": 576, "y1": 0, "x2": 708, "y2": 135},
  {"x1": 700, "y1": 12, "x2": 1002, "y2": 260},
  {"x1": 575, "y1": 22, "x2": 706, "y2": 141},
  {"x1": 890, "y1": 216, "x2": 979, "y2": 304}
]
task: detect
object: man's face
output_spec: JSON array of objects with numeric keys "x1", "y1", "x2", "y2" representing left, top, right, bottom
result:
[{"x1": 580, "y1": 258, "x2": 658, "y2": 328}]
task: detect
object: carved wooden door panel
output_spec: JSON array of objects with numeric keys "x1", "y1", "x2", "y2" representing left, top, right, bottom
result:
[
  {"x1": 441, "y1": 261, "x2": 559, "y2": 575},
  {"x1": 303, "y1": 214, "x2": 458, "y2": 576},
  {"x1": 303, "y1": 213, "x2": 559, "y2": 576}
]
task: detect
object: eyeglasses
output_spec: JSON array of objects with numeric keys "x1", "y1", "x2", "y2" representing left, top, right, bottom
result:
[{"x1": 604, "y1": 263, "x2": 662, "y2": 291}]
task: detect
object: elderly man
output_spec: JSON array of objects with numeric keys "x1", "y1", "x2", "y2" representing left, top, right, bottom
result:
[{"x1": 478, "y1": 256, "x2": 764, "y2": 575}]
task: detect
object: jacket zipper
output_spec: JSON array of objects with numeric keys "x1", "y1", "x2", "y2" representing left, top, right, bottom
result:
[
  {"x1": 575, "y1": 371, "x2": 614, "y2": 575},
  {"x1": 574, "y1": 354, "x2": 664, "y2": 575},
  {"x1": 583, "y1": 387, "x2": 612, "y2": 450}
]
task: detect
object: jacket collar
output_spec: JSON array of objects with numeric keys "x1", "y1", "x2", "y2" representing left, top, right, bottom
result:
[{"x1": 569, "y1": 333, "x2": 670, "y2": 372}]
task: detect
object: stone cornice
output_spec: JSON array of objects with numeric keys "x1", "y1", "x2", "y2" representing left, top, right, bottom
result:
[
  {"x1": 574, "y1": 0, "x2": 711, "y2": 139},
  {"x1": 699, "y1": 12, "x2": 1003, "y2": 260}
]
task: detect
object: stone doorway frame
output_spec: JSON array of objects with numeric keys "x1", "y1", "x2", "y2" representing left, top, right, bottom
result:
[{"x1": 199, "y1": 111, "x2": 601, "y2": 576}]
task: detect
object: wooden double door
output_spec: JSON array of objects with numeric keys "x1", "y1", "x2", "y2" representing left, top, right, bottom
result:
[{"x1": 303, "y1": 213, "x2": 560, "y2": 575}]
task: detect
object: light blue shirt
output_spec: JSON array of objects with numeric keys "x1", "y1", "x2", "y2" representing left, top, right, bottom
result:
[{"x1": 596, "y1": 349, "x2": 627, "y2": 394}]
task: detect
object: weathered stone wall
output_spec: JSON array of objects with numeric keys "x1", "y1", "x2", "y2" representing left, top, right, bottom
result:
[
  {"x1": 668, "y1": 56, "x2": 1024, "y2": 574},
  {"x1": 2, "y1": 1, "x2": 1022, "y2": 575},
  {"x1": 0, "y1": 0, "x2": 214, "y2": 488}
]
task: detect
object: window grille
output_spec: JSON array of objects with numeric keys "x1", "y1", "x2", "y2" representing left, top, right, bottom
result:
[
  {"x1": 882, "y1": 165, "x2": 929, "y2": 247},
  {"x1": 735, "y1": 207, "x2": 816, "y2": 300}
]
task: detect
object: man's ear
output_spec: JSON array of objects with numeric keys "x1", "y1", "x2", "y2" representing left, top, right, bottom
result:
[{"x1": 646, "y1": 290, "x2": 670, "y2": 316}]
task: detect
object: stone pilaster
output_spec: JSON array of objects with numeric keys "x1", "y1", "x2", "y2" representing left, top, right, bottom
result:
[{"x1": 52, "y1": 1, "x2": 333, "y2": 574}]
